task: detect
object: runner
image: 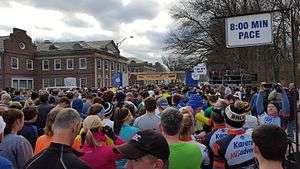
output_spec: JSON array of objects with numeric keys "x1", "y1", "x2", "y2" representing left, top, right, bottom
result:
[{"x1": 213, "y1": 101, "x2": 257, "y2": 169}]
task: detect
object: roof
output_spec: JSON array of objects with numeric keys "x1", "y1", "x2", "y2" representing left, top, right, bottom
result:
[
  {"x1": 35, "y1": 40, "x2": 129, "y2": 61},
  {"x1": 35, "y1": 40, "x2": 118, "y2": 53},
  {"x1": 0, "y1": 36, "x2": 9, "y2": 52}
]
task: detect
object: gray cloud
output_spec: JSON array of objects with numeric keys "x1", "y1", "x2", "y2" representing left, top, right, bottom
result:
[
  {"x1": 33, "y1": 25, "x2": 53, "y2": 31},
  {"x1": 0, "y1": 1, "x2": 11, "y2": 7},
  {"x1": 18, "y1": 0, "x2": 159, "y2": 30},
  {"x1": 53, "y1": 32, "x2": 112, "y2": 42},
  {"x1": 120, "y1": 31, "x2": 166, "y2": 63},
  {"x1": 0, "y1": 25, "x2": 12, "y2": 32},
  {"x1": 62, "y1": 15, "x2": 93, "y2": 28},
  {"x1": 2, "y1": 0, "x2": 167, "y2": 63}
]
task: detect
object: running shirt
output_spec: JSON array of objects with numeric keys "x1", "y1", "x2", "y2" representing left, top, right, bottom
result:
[
  {"x1": 169, "y1": 142, "x2": 202, "y2": 169},
  {"x1": 205, "y1": 126, "x2": 228, "y2": 168},
  {"x1": 213, "y1": 129, "x2": 257, "y2": 169},
  {"x1": 258, "y1": 113, "x2": 281, "y2": 127}
]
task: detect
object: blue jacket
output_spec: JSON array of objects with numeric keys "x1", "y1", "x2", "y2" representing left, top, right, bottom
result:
[
  {"x1": 255, "y1": 90, "x2": 290, "y2": 117},
  {"x1": 0, "y1": 156, "x2": 13, "y2": 169}
]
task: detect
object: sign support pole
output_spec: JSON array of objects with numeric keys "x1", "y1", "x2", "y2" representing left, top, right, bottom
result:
[{"x1": 290, "y1": 8, "x2": 299, "y2": 152}]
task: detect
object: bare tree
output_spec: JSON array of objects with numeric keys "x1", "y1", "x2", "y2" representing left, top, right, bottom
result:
[{"x1": 164, "y1": 0, "x2": 300, "y2": 82}]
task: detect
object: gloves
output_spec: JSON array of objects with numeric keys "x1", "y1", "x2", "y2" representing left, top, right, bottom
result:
[{"x1": 102, "y1": 125, "x2": 117, "y2": 141}]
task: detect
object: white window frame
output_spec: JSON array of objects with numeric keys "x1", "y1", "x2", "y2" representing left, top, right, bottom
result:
[
  {"x1": 11, "y1": 57, "x2": 19, "y2": 70},
  {"x1": 111, "y1": 62, "x2": 115, "y2": 71},
  {"x1": 54, "y1": 78, "x2": 64, "y2": 87},
  {"x1": 66, "y1": 59, "x2": 74, "y2": 70},
  {"x1": 42, "y1": 79, "x2": 50, "y2": 88},
  {"x1": 79, "y1": 58, "x2": 87, "y2": 69},
  {"x1": 54, "y1": 59, "x2": 61, "y2": 70},
  {"x1": 104, "y1": 60, "x2": 108, "y2": 70},
  {"x1": 117, "y1": 63, "x2": 120, "y2": 72},
  {"x1": 96, "y1": 59, "x2": 101, "y2": 69},
  {"x1": 42, "y1": 60, "x2": 49, "y2": 70},
  {"x1": 26, "y1": 59, "x2": 33, "y2": 70},
  {"x1": 79, "y1": 78, "x2": 87, "y2": 87},
  {"x1": 11, "y1": 78, "x2": 34, "y2": 90}
]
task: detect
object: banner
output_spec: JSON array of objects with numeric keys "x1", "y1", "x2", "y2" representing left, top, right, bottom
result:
[
  {"x1": 226, "y1": 13, "x2": 273, "y2": 48},
  {"x1": 64, "y1": 77, "x2": 76, "y2": 87},
  {"x1": 193, "y1": 63, "x2": 207, "y2": 75},
  {"x1": 137, "y1": 73, "x2": 177, "y2": 81},
  {"x1": 185, "y1": 71, "x2": 198, "y2": 87},
  {"x1": 112, "y1": 72, "x2": 122, "y2": 87},
  {"x1": 122, "y1": 73, "x2": 129, "y2": 87}
]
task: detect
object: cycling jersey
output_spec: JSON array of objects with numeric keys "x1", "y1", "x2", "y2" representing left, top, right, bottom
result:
[
  {"x1": 212, "y1": 129, "x2": 257, "y2": 169},
  {"x1": 204, "y1": 125, "x2": 228, "y2": 168}
]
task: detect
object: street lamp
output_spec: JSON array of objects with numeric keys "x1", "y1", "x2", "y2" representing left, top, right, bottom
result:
[{"x1": 116, "y1": 36, "x2": 134, "y2": 47}]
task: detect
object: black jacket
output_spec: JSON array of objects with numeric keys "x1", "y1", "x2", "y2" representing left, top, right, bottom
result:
[
  {"x1": 24, "y1": 143, "x2": 90, "y2": 169},
  {"x1": 36, "y1": 102, "x2": 54, "y2": 133},
  {"x1": 19, "y1": 122, "x2": 38, "y2": 149}
]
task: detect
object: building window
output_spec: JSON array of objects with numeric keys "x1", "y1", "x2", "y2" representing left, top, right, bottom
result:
[
  {"x1": 122, "y1": 64, "x2": 126, "y2": 72},
  {"x1": 104, "y1": 60, "x2": 108, "y2": 70},
  {"x1": 0, "y1": 57, "x2": 2, "y2": 69},
  {"x1": 105, "y1": 79, "x2": 109, "y2": 87},
  {"x1": 79, "y1": 58, "x2": 87, "y2": 69},
  {"x1": 11, "y1": 57, "x2": 19, "y2": 69},
  {"x1": 111, "y1": 62, "x2": 115, "y2": 71},
  {"x1": 42, "y1": 79, "x2": 50, "y2": 88},
  {"x1": 67, "y1": 59, "x2": 74, "y2": 70},
  {"x1": 117, "y1": 63, "x2": 120, "y2": 72},
  {"x1": 97, "y1": 59, "x2": 101, "y2": 69},
  {"x1": 12, "y1": 78, "x2": 33, "y2": 90},
  {"x1": 42, "y1": 60, "x2": 49, "y2": 70},
  {"x1": 54, "y1": 59, "x2": 61, "y2": 70},
  {"x1": 26, "y1": 59, "x2": 33, "y2": 70},
  {"x1": 54, "y1": 78, "x2": 64, "y2": 87},
  {"x1": 80, "y1": 78, "x2": 87, "y2": 87}
]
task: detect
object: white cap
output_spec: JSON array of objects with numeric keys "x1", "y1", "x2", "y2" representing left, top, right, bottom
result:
[
  {"x1": 0, "y1": 116, "x2": 6, "y2": 134},
  {"x1": 148, "y1": 90, "x2": 155, "y2": 97}
]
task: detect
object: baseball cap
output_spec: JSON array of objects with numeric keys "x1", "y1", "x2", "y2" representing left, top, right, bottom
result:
[
  {"x1": 114, "y1": 129, "x2": 170, "y2": 160},
  {"x1": 157, "y1": 98, "x2": 169, "y2": 110}
]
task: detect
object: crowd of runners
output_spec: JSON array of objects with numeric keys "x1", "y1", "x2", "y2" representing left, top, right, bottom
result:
[{"x1": 0, "y1": 82, "x2": 298, "y2": 169}]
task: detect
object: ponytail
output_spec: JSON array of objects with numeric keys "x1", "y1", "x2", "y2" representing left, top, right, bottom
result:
[
  {"x1": 113, "y1": 107, "x2": 130, "y2": 135},
  {"x1": 81, "y1": 128, "x2": 100, "y2": 149},
  {"x1": 179, "y1": 109, "x2": 194, "y2": 139}
]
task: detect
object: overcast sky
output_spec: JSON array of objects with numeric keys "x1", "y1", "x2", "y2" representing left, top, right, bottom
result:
[{"x1": 0, "y1": 0, "x2": 178, "y2": 62}]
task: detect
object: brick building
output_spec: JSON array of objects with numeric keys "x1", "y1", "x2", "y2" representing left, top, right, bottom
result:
[{"x1": 0, "y1": 28, "x2": 129, "y2": 90}]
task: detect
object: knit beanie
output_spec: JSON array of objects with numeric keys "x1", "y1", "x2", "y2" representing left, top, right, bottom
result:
[
  {"x1": 103, "y1": 102, "x2": 114, "y2": 117},
  {"x1": 224, "y1": 101, "x2": 247, "y2": 128}
]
